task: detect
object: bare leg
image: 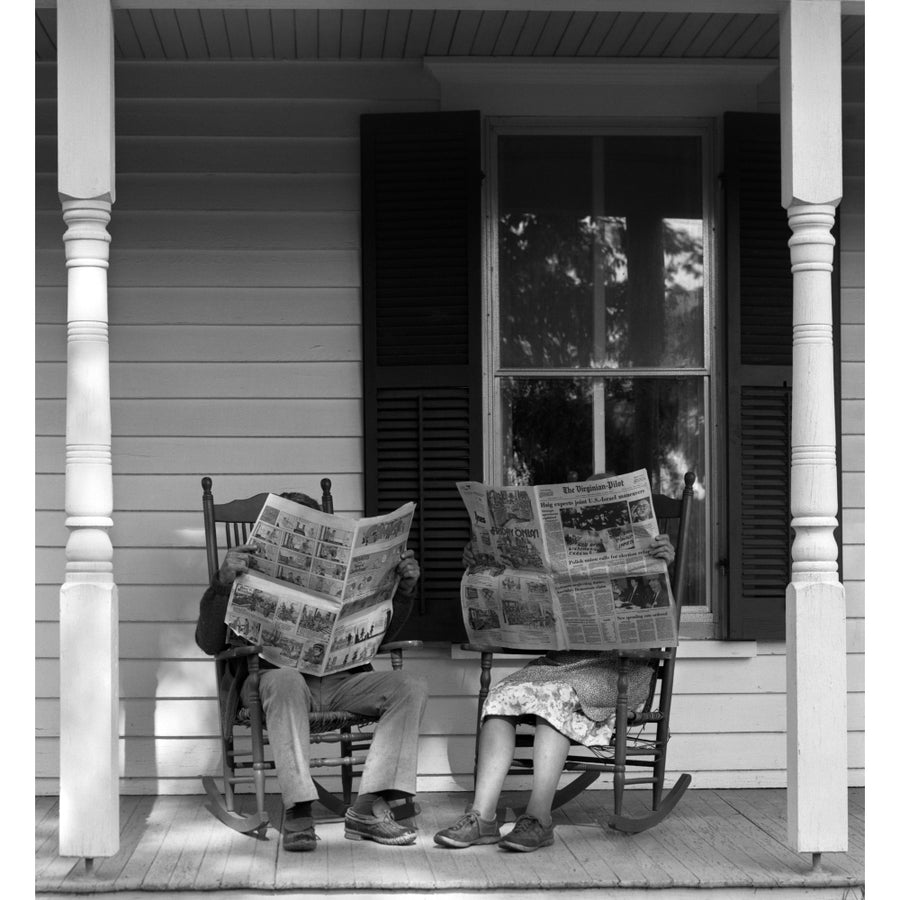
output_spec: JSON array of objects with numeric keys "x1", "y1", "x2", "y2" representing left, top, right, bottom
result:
[
  {"x1": 471, "y1": 715, "x2": 517, "y2": 817},
  {"x1": 524, "y1": 718, "x2": 571, "y2": 824}
]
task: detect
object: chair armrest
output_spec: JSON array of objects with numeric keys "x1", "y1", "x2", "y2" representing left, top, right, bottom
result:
[
  {"x1": 615, "y1": 648, "x2": 675, "y2": 661},
  {"x1": 461, "y1": 643, "x2": 531, "y2": 656},
  {"x1": 378, "y1": 640, "x2": 424, "y2": 653},
  {"x1": 465, "y1": 644, "x2": 674, "y2": 660},
  {"x1": 214, "y1": 644, "x2": 263, "y2": 662}
]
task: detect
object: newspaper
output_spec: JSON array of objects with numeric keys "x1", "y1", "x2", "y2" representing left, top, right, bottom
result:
[
  {"x1": 224, "y1": 494, "x2": 416, "y2": 675},
  {"x1": 456, "y1": 469, "x2": 677, "y2": 651}
]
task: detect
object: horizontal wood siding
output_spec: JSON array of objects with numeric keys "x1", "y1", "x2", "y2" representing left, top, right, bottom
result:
[
  {"x1": 35, "y1": 59, "x2": 864, "y2": 796},
  {"x1": 839, "y1": 64, "x2": 865, "y2": 792},
  {"x1": 35, "y1": 60, "x2": 442, "y2": 795}
]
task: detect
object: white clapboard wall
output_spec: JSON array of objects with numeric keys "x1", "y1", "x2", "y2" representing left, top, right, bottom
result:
[{"x1": 35, "y1": 58, "x2": 864, "y2": 795}]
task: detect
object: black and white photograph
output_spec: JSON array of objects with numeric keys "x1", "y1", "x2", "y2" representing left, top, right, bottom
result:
[{"x1": 33, "y1": 1, "x2": 868, "y2": 896}]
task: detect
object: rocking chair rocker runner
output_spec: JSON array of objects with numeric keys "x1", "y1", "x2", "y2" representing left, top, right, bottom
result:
[
  {"x1": 465, "y1": 471, "x2": 696, "y2": 835},
  {"x1": 199, "y1": 475, "x2": 421, "y2": 838}
]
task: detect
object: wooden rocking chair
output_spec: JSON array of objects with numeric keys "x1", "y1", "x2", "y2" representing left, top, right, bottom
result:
[
  {"x1": 199, "y1": 475, "x2": 421, "y2": 838},
  {"x1": 465, "y1": 471, "x2": 695, "y2": 834}
]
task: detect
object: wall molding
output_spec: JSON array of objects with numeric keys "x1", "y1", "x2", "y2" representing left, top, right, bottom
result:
[{"x1": 425, "y1": 57, "x2": 777, "y2": 89}]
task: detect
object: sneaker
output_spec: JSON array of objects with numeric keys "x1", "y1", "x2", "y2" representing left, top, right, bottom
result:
[
  {"x1": 434, "y1": 809, "x2": 502, "y2": 848},
  {"x1": 498, "y1": 813, "x2": 555, "y2": 852},
  {"x1": 282, "y1": 816, "x2": 318, "y2": 852},
  {"x1": 344, "y1": 805, "x2": 417, "y2": 845}
]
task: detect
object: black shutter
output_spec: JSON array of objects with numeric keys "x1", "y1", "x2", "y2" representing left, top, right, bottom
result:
[
  {"x1": 360, "y1": 110, "x2": 482, "y2": 643},
  {"x1": 724, "y1": 112, "x2": 791, "y2": 641},
  {"x1": 723, "y1": 112, "x2": 841, "y2": 641}
]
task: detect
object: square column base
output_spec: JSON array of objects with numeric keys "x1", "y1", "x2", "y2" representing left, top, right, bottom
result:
[
  {"x1": 786, "y1": 579, "x2": 848, "y2": 853},
  {"x1": 59, "y1": 581, "x2": 120, "y2": 858}
]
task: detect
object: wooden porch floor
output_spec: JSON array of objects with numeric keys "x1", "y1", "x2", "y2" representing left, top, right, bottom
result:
[{"x1": 36, "y1": 788, "x2": 864, "y2": 898}]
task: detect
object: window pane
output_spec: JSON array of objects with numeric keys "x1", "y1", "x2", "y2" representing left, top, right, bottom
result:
[
  {"x1": 499, "y1": 376, "x2": 706, "y2": 605},
  {"x1": 498, "y1": 135, "x2": 704, "y2": 369}
]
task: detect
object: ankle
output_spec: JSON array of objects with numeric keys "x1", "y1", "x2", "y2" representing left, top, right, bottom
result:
[
  {"x1": 470, "y1": 795, "x2": 498, "y2": 819},
  {"x1": 285, "y1": 801, "x2": 313, "y2": 822},
  {"x1": 351, "y1": 793, "x2": 379, "y2": 816},
  {"x1": 469, "y1": 806, "x2": 496, "y2": 822},
  {"x1": 524, "y1": 809, "x2": 552, "y2": 827}
]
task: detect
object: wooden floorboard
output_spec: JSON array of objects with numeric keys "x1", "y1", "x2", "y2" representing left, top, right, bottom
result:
[
  {"x1": 643, "y1": 808, "x2": 732, "y2": 887},
  {"x1": 717, "y1": 788, "x2": 863, "y2": 879},
  {"x1": 672, "y1": 793, "x2": 772, "y2": 887},
  {"x1": 35, "y1": 789, "x2": 864, "y2": 894},
  {"x1": 592, "y1": 791, "x2": 705, "y2": 887},
  {"x1": 35, "y1": 797, "x2": 56, "y2": 826},
  {"x1": 63, "y1": 795, "x2": 154, "y2": 889},
  {"x1": 108, "y1": 794, "x2": 180, "y2": 891},
  {"x1": 675, "y1": 790, "x2": 785, "y2": 885},
  {"x1": 703, "y1": 791, "x2": 822, "y2": 883},
  {"x1": 35, "y1": 798, "x2": 59, "y2": 857},
  {"x1": 193, "y1": 795, "x2": 257, "y2": 891},
  {"x1": 167, "y1": 796, "x2": 220, "y2": 891}
]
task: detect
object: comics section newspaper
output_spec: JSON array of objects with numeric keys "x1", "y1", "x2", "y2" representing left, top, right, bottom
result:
[
  {"x1": 224, "y1": 494, "x2": 415, "y2": 675},
  {"x1": 456, "y1": 470, "x2": 677, "y2": 651}
]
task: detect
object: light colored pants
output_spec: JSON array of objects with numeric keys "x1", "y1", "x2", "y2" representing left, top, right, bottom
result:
[{"x1": 244, "y1": 666, "x2": 428, "y2": 805}]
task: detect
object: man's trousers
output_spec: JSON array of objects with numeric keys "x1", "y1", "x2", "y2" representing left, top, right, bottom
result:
[{"x1": 243, "y1": 666, "x2": 428, "y2": 805}]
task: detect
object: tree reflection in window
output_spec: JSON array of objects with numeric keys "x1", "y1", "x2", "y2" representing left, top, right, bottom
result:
[
  {"x1": 494, "y1": 133, "x2": 708, "y2": 605},
  {"x1": 499, "y1": 212, "x2": 703, "y2": 370}
]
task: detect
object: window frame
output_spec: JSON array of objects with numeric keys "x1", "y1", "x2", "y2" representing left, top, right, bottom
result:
[{"x1": 482, "y1": 116, "x2": 719, "y2": 634}]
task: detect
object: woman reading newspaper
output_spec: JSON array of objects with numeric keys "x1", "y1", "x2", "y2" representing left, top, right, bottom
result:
[{"x1": 433, "y1": 476, "x2": 675, "y2": 854}]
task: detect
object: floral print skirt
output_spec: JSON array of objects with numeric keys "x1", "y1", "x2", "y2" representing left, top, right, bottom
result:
[{"x1": 482, "y1": 676, "x2": 615, "y2": 747}]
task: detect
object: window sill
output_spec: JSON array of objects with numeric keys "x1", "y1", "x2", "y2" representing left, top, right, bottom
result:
[{"x1": 450, "y1": 640, "x2": 757, "y2": 661}]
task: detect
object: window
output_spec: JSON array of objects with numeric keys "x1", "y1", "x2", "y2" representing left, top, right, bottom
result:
[
  {"x1": 486, "y1": 124, "x2": 711, "y2": 617},
  {"x1": 362, "y1": 111, "x2": 803, "y2": 642}
]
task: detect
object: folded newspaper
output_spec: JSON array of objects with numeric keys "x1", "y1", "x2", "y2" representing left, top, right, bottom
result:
[
  {"x1": 456, "y1": 469, "x2": 677, "y2": 651},
  {"x1": 224, "y1": 494, "x2": 416, "y2": 675}
]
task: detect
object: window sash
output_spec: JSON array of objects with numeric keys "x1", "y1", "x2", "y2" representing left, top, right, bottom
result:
[{"x1": 484, "y1": 118, "x2": 716, "y2": 623}]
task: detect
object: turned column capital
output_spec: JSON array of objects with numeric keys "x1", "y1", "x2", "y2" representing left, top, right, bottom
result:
[
  {"x1": 785, "y1": 203, "x2": 837, "y2": 271},
  {"x1": 61, "y1": 199, "x2": 112, "y2": 277}
]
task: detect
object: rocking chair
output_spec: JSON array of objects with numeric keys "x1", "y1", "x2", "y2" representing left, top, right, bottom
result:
[
  {"x1": 465, "y1": 471, "x2": 695, "y2": 834},
  {"x1": 199, "y1": 475, "x2": 421, "y2": 838}
]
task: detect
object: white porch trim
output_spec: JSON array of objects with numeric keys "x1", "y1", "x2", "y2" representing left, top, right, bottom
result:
[
  {"x1": 56, "y1": 0, "x2": 120, "y2": 859},
  {"x1": 779, "y1": 0, "x2": 847, "y2": 855}
]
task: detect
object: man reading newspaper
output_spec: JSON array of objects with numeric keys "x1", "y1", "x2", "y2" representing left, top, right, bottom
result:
[{"x1": 196, "y1": 490, "x2": 426, "y2": 853}]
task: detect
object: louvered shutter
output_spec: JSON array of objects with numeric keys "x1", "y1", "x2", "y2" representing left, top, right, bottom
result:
[
  {"x1": 360, "y1": 110, "x2": 482, "y2": 643},
  {"x1": 723, "y1": 112, "x2": 792, "y2": 640},
  {"x1": 723, "y1": 112, "x2": 841, "y2": 640}
]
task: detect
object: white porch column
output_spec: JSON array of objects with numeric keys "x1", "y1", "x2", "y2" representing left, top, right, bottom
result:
[
  {"x1": 779, "y1": 0, "x2": 847, "y2": 855},
  {"x1": 56, "y1": 0, "x2": 119, "y2": 859}
]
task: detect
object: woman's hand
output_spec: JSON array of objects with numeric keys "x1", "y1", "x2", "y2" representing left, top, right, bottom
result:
[
  {"x1": 462, "y1": 540, "x2": 476, "y2": 569},
  {"x1": 647, "y1": 534, "x2": 675, "y2": 566},
  {"x1": 217, "y1": 543, "x2": 256, "y2": 585},
  {"x1": 397, "y1": 548, "x2": 421, "y2": 594}
]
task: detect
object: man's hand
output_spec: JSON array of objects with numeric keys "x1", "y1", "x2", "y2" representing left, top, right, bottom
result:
[
  {"x1": 217, "y1": 543, "x2": 256, "y2": 585},
  {"x1": 647, "y1": 534, "x2": 675, "y2": 566},
  {"x1": 396, "y1": 548, "x2": 420, "y2": 594}
]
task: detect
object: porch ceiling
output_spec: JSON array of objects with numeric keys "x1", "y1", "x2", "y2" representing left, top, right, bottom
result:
[{"x1": 34, "y1": 5, "x2": 864, "y2": 63}]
